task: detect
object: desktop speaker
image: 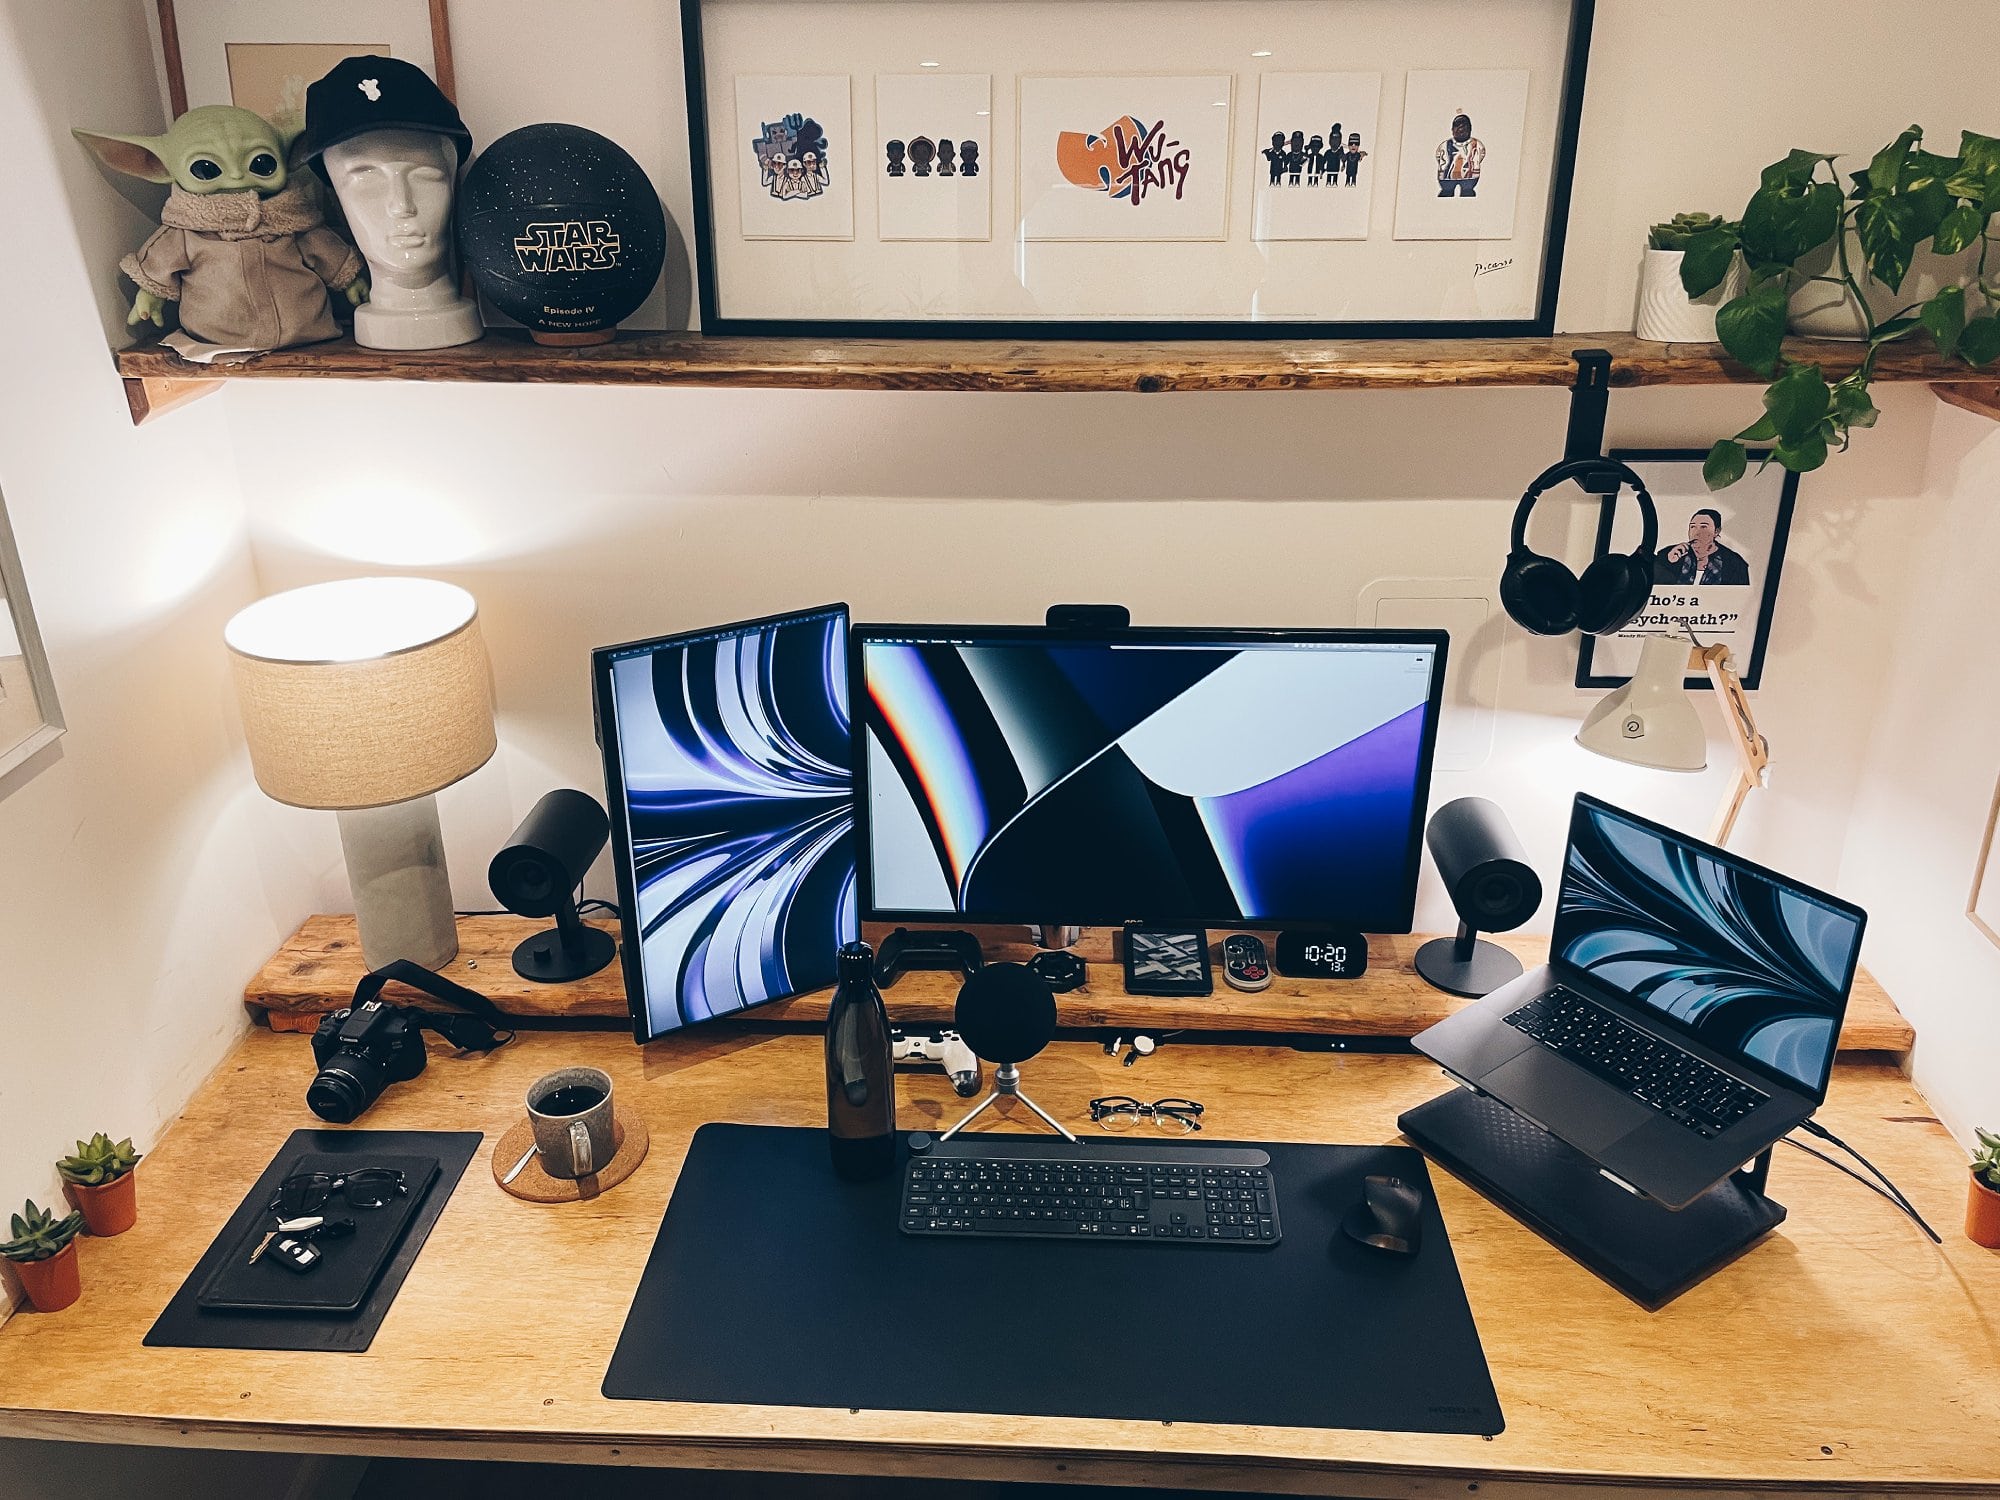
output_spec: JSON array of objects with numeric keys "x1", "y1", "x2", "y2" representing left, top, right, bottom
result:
[
  {"x1": 489, "y1": 789, "x2": 617, "y2": 982},
  {"x1": 1414, "y1": 797, "x2": 1543, "y2": 999},
  {"x1": 952, "y1": 962, "x2": 1057, "y2": 1065}
]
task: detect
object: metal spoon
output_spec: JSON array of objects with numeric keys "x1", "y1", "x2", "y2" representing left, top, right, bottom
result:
[{"x1": 502, "y1": 1143, "x2": 540, "y2": 1185}]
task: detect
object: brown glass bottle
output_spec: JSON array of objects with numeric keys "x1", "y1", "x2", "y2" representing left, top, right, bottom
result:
[{"x1": 825, "y1": 940, "x2": 896, "y2": 1180}]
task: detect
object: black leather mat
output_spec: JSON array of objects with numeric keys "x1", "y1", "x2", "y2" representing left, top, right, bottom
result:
[
  {"x1": 604, "y1": 1124, "x2": 1502, "y2": 1434},
  {"x1": 146, "y1": 1130, "x2": 479, "y2": 1352}
]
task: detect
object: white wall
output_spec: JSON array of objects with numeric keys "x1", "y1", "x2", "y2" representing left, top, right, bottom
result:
[
  {"x1": 0, "y1": 21, "x2": 340, "y2": 1500},
  {"x1": 1839, "y1": 405, "x2": 2000, "y2": 1143}
]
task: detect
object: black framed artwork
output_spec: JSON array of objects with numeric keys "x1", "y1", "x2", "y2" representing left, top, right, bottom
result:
[
  {"x1": 1575, "y1": 448, "x2": 1798, "y2": 693},
  {"x1": 680, "y1": 0, "x2": 1595, "y2": 338}
]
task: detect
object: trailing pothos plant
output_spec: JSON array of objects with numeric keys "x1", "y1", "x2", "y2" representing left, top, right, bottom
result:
[{"x1": 1671, "y1": 126, "x2": 2000, "y2": 490}]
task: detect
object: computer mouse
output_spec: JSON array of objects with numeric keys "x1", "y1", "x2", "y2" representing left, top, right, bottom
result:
[{"x1": 1339, "y1": 1173, "x2": 1425, "y2": 1257}]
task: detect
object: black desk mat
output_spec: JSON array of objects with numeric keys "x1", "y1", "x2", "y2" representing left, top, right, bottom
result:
[
  {"x1": 147, "y1": 1130, "x2": 480, "y2": 1353},
  {"x1": 604, "y1": 1124, "x2": 1502, "y2": 1435}
]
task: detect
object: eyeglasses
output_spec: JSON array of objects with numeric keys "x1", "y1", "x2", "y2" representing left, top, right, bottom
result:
[
  {"x1": 1088, "y1": 1096, "x2": 1204, "y2": 1134},
  {"x1": 268, "y1": 1168, "x2": 407, "y2": 1217}
]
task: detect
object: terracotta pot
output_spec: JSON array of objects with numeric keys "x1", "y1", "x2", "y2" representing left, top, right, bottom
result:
[
  {"x1": 1968, "y1": 1170, "x2": 2000, "y2": 1249},
  {"x1": 67, "y1": 1170, "x2": 137, "y2": 1237},
  {"x1": 10, "y1": 1241, "x2": 81, "y2": 1312}
]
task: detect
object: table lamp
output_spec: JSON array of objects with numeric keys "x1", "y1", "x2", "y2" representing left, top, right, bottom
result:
[
  {"x1": 1575, "y1": 630, "x2": 1770, "y2": 845},
  {"x1": 225, "y1": 577, "x2": 496, "y2": 970}
]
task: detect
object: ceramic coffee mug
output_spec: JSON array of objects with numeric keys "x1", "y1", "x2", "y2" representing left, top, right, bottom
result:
[{"x1": 526, "y1": 1066, "x2": 616, "y2": 1179}]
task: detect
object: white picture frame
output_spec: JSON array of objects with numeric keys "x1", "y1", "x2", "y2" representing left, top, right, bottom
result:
[
  {"x1": 734, "y1": 74, "x2": 856, "y2": 241},
  {"x1": 1250, "y1": 72, "x2": 1382, "y2": 243},
  {"x1": 1391, "y1": 69, "x2": 1530, "y2": 242},
  {"x1": 1018, "y1": 74, "x2": 1235, "y2": 243},
  {"x1": 1970, "y1": 775, "x2": 2000, "y2": 951},
  {"x1": 0, "y1": 486, "x2": 65, "y2": 786},
  {"x1": 876, "y1": 74, "x2": 993, "y2": 242}
]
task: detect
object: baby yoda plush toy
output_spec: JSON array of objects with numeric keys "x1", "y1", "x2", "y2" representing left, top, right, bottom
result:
[{"x1": 75, "y1": 105, "x2": 369, "y2": 350}]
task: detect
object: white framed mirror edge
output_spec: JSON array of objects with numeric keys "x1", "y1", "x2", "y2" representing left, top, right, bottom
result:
[{"x1": 0, "y1": 484, "x2": 66, "y2": 785}]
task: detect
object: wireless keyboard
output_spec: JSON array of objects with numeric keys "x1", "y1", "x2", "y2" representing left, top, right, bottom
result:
[
  {"x1": 1504, "y1": 986, "x2": 1767, "y2": 1138},
  {"x1": 900, "y1": 1136, "x2": 1281, "y2": 1246}
]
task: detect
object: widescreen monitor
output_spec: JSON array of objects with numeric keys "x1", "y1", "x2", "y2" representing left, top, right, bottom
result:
[
  {"x1": 1552, "y1": 794, "x2": 1866, "y2": 1103},
  {"x1": 594, "y1": 604, "x2": 855, "y2": 1042},
  {"x1": 853, "y1": 625, "x2": 1448, "y2": 931}
]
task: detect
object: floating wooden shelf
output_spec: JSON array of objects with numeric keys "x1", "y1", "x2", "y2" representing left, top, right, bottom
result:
[
  {"x1": 113, "y1": 329, "x2": 1998, "y2": 421},
  {"x1": 246, "y1": 913, "x2": 1917, "y2": 1053}
]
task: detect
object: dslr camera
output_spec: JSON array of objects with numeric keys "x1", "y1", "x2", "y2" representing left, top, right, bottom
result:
[
  {"x1": 306, "y1": 960, "x2": 516, "y2": 1123},
  {"x1": 309, "y1": 1000, "x2": 429, "y2": 1123}
]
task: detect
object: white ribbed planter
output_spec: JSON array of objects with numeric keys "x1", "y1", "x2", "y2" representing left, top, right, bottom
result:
[
  {"x1": 1634, "y1": 248, "x2": 1747, "y2": 343},
  {"x1": 1787, "y1": 228, "x2": 1984, "y2": 338}
]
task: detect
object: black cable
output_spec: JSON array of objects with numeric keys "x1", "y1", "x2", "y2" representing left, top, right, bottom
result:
[
  {"x1": 1780, "y1": 1138, "x2": 1906, "y2": 1213},
  {"x1": 577, "y1": 898, "x2": 621, "y2": 918},
  {"x1": 1793, "y1": 1119, "x2": 1943, "y2": 1244}
]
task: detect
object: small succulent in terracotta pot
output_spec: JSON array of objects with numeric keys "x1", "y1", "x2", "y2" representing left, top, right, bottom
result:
[
  {"x1": 1968, "y1": 1127, "x2": 2000, "y2": 1249},
  {"x1": 2, "y1": 1200, "x2": 85, "y2": 1312},
  {"x1": 58, "y1": 1133, "x2": 143, "y2": 1237}
]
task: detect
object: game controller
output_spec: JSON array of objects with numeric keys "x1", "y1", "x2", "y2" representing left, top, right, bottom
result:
[
  {"x1": 891, "y1": 1028, "x2": 983, "y2": 1097},
  {"x1": 874, "y1": 927, "x2": 984, "y2": 988}
]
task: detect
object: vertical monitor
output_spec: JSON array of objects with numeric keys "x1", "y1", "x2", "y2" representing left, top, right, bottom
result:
[
  {"x1": 854, "y1": 625, "x2": 1447, "y2": 931},
  {"x1": 595, "y1": 605, "x2": 855, "y2": 1041},
  {"x1": 1551, "y1": 794, "x2": 1865, "y2": 1102}
]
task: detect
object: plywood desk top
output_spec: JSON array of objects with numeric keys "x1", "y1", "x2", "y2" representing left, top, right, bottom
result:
[
  {"x1": 243, "y1": 915, "x2": 1920, "y2": 1054},
  {"x1": 1, "y1": 1029, "x2": 1995, "y2": 1497}
]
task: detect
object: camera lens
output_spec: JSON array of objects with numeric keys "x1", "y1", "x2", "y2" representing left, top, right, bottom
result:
[{"x1": 307, "y1": 1057, "x2": 382, "y2": 1124}]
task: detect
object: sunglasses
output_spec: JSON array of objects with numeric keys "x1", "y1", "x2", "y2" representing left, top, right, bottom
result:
[{"x1": 268, "y1": 1168, "x2": 407, "y2": 1218}]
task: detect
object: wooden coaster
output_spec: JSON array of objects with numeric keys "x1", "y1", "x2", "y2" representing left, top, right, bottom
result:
[{"x1": 491, "y1": 1110, "x2": 650, "y2": 1203}]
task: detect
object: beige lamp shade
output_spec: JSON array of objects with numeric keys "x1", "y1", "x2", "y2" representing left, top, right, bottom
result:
[{"x1": 225, "y1": 577, "x2": 496, "y2": 810}]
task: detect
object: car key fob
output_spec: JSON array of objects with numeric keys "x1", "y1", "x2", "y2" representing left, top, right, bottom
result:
[
  {"x1": 271, "y1": 1235, "x2": 323, "y2": 1274},
  {"x1": 1222, "y1": 933, "x2": 1272, "y2": 992}
]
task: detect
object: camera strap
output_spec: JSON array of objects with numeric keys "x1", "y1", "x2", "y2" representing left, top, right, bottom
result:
[{"x1": 350, "y1": 959, "x2": 518, "y2": 1052}]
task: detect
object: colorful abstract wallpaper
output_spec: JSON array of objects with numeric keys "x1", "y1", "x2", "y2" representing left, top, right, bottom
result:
[
  {"x1": 604, "y1": 608, "x2": 854, "y2": 1039},
  {"x1": 861, "y1": 637, "x2": 1440, "y2": 929}
]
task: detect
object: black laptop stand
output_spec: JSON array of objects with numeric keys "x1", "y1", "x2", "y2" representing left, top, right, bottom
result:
[{"x1": 1399, "y1": 1087, "x2": 1785, "y2": 1310}]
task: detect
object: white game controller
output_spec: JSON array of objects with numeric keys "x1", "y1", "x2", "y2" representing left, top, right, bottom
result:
[{"x1": 891, "y1": 1029, "x2": 983, "y2": 1097}]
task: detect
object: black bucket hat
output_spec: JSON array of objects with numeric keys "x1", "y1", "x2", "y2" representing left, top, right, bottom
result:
[{"x1": 301, "y1": 55, "x2": 472, "y2": 179}]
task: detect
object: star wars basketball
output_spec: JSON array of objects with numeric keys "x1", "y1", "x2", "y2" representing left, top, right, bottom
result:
[{"x1": 458, "y1": 123, "x2": 666, "y2": 345}]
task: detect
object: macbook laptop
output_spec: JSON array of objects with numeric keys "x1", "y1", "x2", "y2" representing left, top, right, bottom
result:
[{"x1": 1413, "y1": 794, "x2": 1866, "y2": 1209}]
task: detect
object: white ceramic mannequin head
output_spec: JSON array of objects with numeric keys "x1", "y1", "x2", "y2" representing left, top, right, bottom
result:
[{"x1": 321, "y1": 127, "x2": 481, "y2": 350}]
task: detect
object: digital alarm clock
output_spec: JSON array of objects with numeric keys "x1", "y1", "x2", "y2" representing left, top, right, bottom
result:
[{"x1": 1274, "y1": 930, "x2": 1369, "y2": 979}]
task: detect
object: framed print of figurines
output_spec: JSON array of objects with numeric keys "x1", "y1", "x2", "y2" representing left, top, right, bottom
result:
[{"x1": 735, "y1": 75, "x2": 854, "y2": 238}]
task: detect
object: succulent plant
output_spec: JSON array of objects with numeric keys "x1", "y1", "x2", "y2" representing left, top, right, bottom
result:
[
  {"x1": 1974, "y1": 1127, "x2": 2000, "y2": 1192},
  {"x1": 1649, "y1": 211, "x2": 1735, "y2": 251},
  {"x1": 56, "y1": 1133, "x2": 142, "y2": 1187},
  {"x1": 1, "y1": 1200, "x2": 85, "y2": 1262}
]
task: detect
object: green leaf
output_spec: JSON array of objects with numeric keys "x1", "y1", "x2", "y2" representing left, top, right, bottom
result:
[
  {"x1": 1763, "y1": 362, "x2": 1831, "y2": 443},
  {"x1": 1733, "y1": 412, "x2": 1780, "y2": 442},
  {"x1": 1872, "y1": 316, "x2": 1920, "y2": 342},
  {"x1": 1833, "y1": 380, "x2": 1879, "y2": 430},
  {"x1": 1741, "y1": 181, "x2": 1844, "y2": 268},
  {"x1": 1772, "y1": 427, "x2": 1831, "y2": 473},
  {"x1": 1855, "y1": 193, "x2": 1919, "y2": 291},
  {"x1": 1961, "y1": 315, "x2": 2000, "y2": 367},
  {"x1": 1678, "y1": 227, "x2": 1740, "y2": 297},
  {"x1": 1716, "y1": 279, "x2": 1789, "y2": 375},
  {"x1": 1923, "y1": 285, "x2": 1966, "y2": 358},
  {"x1": 1946, "y1": 130, "x2": 2000, "y2": 206},
  {"x1": 1703, "y1": 440, "x2": 1748, "y2": 490},
  {"x1": 1868, "y1": 129, "x2": 1920, "y2": 198},
  {"x1": 1761, "y1": 148, "x2": 1836, "y2": 191},
  {"x1": 1934, "y1": 202, "x2": 1984, "y2": 255}
]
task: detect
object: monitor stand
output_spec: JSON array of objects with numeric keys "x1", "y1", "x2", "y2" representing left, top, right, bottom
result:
[
  {"x1": 1398, "y1": 1086, "x2": 1786, "y2": 1310},
  {"x1": 1026, "y1": 923, "x2": 1088, "y2": 992}
]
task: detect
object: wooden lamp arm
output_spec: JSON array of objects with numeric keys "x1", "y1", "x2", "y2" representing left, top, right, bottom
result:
[{"x1": 1690, "y1": 643, "x2": 1768, "y2": 845}]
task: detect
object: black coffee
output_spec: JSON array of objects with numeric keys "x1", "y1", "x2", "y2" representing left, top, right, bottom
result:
[{"x1": 537, "y1": 1084, "x2": 606, "y2": 1116}]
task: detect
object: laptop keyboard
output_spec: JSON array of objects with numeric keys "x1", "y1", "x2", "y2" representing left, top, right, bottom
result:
[{"x1": 1504, "y1": 986, "x2": 1767, "y2": 1139}]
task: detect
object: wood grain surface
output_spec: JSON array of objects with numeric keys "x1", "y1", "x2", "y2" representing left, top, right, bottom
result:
[
  {"x1": 245, "y1": 915, "x2": 1918, "y2": 1053},
  {"x1": 113, "y1": 330, "x2": 1988, "y2": 396},
  {"x1": 0, "y1": 1028, "x2": 1993, "y2": 1495}
]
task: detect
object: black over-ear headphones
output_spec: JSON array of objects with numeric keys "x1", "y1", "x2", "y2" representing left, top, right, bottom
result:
[{"x1": 1499, "y1": 456, "x2": 1658, "y2": 636}]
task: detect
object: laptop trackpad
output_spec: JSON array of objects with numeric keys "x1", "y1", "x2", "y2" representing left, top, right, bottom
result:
[{"x1": 1483, "y1": 1049, "x2": 1655, "y2": 1155}]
